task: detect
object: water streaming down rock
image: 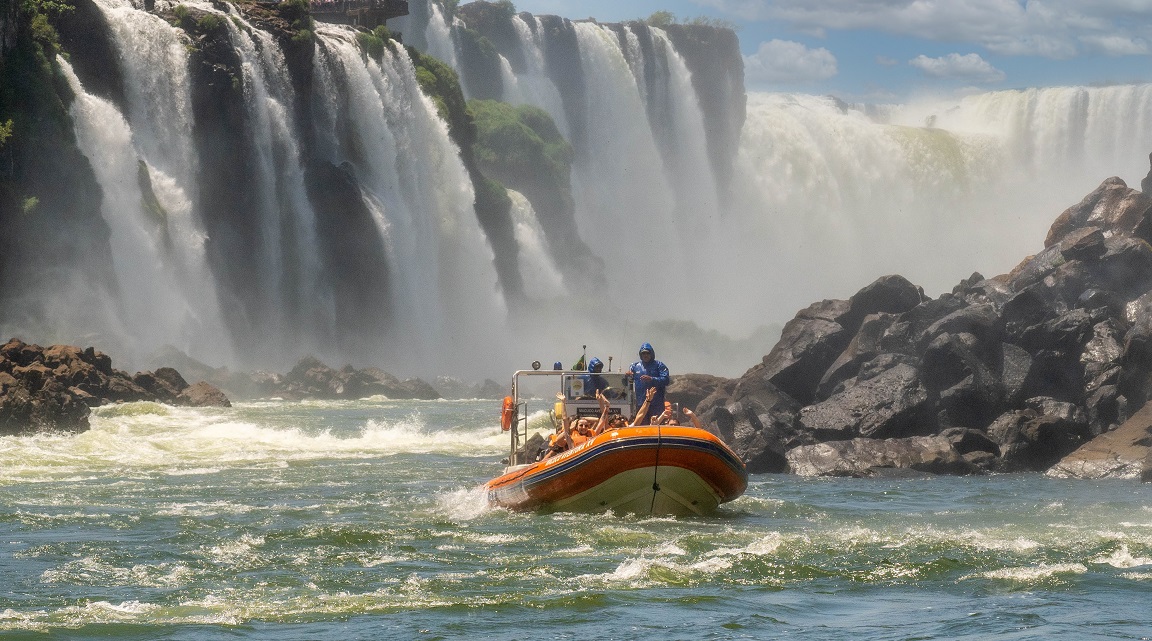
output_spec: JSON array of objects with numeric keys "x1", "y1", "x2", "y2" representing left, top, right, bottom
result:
[
  {"x1": 222, "y1": 7, "x2": 332, "y2": 355},
  {"x1": 77, "y1": 0, "x2": 231, "y2": 364},
  {"x1": 311, "y1": 25, "x2": 504, "y2": 372}
]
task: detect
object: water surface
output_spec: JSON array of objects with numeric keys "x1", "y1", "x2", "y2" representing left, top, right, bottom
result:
[{"x1": 2, "y1": 399, "x2": 1150, "y2": 639}]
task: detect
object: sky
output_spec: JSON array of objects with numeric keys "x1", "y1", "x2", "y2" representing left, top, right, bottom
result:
[{"x1": 504, "y1": 0, "x2": 1152, "y2": 101}]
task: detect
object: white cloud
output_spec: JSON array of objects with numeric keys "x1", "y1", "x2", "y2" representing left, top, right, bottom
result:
[
  {"x1": 702, "y1": 0, "x2": 1152, "y2": 59},
  {"x1": 1079, "y1": 34, "x2": 1150, "y2": 56},
  {"x1": 909, "y1": 53, "x2": 1007, "y2": 83},
  {"x1": 744, "y1": 39, "x2": 838, "y2": 85}
]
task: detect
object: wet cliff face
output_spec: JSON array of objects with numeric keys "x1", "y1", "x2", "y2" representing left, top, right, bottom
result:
[
  {"x1": 54, "y1": 0, "x2": 125, "y2": 109},
  {"x1": 0, "y1": 0, "x2": 114, "y2": 333}
]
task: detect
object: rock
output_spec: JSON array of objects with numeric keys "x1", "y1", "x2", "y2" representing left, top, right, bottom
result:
[
  {"x1": 755, "y1": 298, "x2": 854, "y2": 405},
  {"x1": 698, "y1": 374, "x2": 801, "y2": 473},
  {"x1": 1048, "y1": 401, "x2": 1152, "y2": 479},
  {"x1": 840, "y1": 274, "x2": 925, "y2": 334},
  {"x1": 786, "y1": 435, "x2": 978, "y2": 477},
  {"x1": 987, "y1": 408, "x2": 1091, "y2": 472},
  {"x1": 177, "y1": 381, "x2": 231, "y2": 407},
  {"x1": 817, "y1": 312, "x2": 895, "y2": 401},
  {"x1": 798, "y1": 354, "x2": 930, "y2": 440},
  {"x1": 1143, "y1": 152, "x2": 1152, "y2": 195},
  {"x1": 666, "y1": 373, "x2": 729, "y2": 411},
  {"x1": 1045, "y1": 177, "x2": 1152, "y2": 247}
]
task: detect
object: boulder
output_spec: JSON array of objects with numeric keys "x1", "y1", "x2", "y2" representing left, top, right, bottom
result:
[
  {"x1": 666, "y1": 373, "x2": 730, "y2": 411},
  {"x1": 816, "y1": 312, "x2": 895, "y2": 401},
  {"x1": 987, "y1": 407, "x2": 1091, "y2": 472},
  {"x1": 1045, "y1": 177, "x2": 1152, "y2": 247},
  {"x1": 176, "y1": 381, "x2": 232, "y2": 407},
  {"x1": 798, "y1": 354, "x2": 930, "y2": 440},
  {"x1": 755, "y1": 298, "x2": 854, "y2": 405},
  {"x1": 785, "y1": 435, "x2": 979, "y2": 477},
  {"x1": 840, "y1": 274, "x2": 925, "y2": 334},
  {"x1": 698, "y1": 374, "x2": 801, "y2": 473},
  {"x1": 1048, "y1": 401, "x2": 1152, "y2": 479}
]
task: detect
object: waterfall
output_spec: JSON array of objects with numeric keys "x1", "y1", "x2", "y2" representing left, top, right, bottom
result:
[
  {"x1": 313, "y1": 26, "x2": 505, "y2": 374},
  {"x1": 509, "y1": 190, "x2": 566, "y2": 301},
  {"x1": 722, "y1": 87, "x2": 1152, "y2": 329},
  {"x1": 223, "y1": 7, "x2": 332, "y2": 357},
  {"x1": 29, "y1": 0, "x2": 1152, "y2": 380},
  {"x1": 505, "y1": 15, "x2": 567, "y2": 135},
  {"x1": 81, "y1": 0, "x2": 231, "y2": 364}
]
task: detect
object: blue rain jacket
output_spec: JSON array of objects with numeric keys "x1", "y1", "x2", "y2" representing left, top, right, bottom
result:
[{"x1": 628, "y1": 343, "x2": 669, "y2": 422}]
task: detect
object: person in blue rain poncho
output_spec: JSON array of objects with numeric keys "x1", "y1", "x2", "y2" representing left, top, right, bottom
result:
[
  {"x1": 628, "y1": 343, "x2": 669, "y2": 424},
  {"x1": 580, "y1": 357, "x2": 610, "y2": 398}
]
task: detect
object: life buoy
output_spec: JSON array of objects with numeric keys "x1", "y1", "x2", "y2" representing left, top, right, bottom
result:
[{"x1": 500, "y1": 395, "x2": 515, "y2": 431}]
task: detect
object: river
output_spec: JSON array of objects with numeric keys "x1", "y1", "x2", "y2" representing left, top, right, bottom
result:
[{"x1": 2, "y1": 399, "x2": 1150, "y2": 639}]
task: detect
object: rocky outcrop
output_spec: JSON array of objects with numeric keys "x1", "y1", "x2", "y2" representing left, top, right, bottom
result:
[
  {"x1": 786, "y1": 431, "x2": 994, "y2": 477},
  {"x1": 1047, "y1": 401, "x2": 1152, "y2": 479},
  {"x1": 270, "y1": 356, "x2": 441, "y2": 400},
  {"x1": 698, "y1": 176, "x2": 1152, "y2": 476},
  {"x1": 0, "y1": 338, "x2": 231, "y2": 435}
]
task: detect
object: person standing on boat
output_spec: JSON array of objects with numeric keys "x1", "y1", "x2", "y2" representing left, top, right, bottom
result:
[{"x1": 628, "y1": 343, "x2": 669, "y2": 424}]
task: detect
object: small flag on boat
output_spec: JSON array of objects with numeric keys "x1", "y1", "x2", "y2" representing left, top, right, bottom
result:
[{"x1": 572, "y1": 355, "x2": 586, "y2": 371}]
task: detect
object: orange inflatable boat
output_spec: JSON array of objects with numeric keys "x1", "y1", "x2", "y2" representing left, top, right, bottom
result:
[{"x1": 485, "y1": 369, "x2": 747, "y2": 516}]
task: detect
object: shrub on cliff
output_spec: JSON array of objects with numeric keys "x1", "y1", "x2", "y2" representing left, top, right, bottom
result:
[{"x1": 468, "y1": 99, "x2": 572, "y2": 203}]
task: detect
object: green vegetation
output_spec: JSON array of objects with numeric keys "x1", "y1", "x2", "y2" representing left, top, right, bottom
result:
[
  {"x1": 470, "y1": 100, "x2": 571, "y2": 179},
  {"x1": 355, "y1": 25, "x2": 396, "y2": 61},
  {"x1": 469, "y1": 99, "x2": 572, "y2": 195},
  {"x1": 278, "y1": 0, "x2": 314, "y2": 42},
  {"x1": 642, "y1": 10, "x2": 737, "y2": 31},
  {"x1": 409, "y1": 47, "x2": 468, "y2": 130},
  {"x1": 645, "y1": 10, "x2": 676, "y2": 28},
  {"x1": 491, "y1": 0, "x2": 515, "y2": 19},
  {"x1": 0, "y1": 119, "x2": 12, "y2": 146}
]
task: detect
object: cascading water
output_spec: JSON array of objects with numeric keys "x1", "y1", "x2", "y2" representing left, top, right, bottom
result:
[
  {"x1": 503, "y1": 15, "x2": 567, "y2": 134},
  {"x1": 30, "y1": 0, "x2": 1152, "y2": 379},
  {"x1": 78, "y1": 0, "x2": 231, "y2": 365},
  {"x1": 312, "y1": 26, "x2": 505, "y2": 374},
  {"x1": 222, "y1": 6, "x2": 332, "y2": 357},
  {"x1": 508, "y1": 190, "x2": 566, "y2": 301}
]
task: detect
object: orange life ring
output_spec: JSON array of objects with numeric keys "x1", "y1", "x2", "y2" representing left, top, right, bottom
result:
[{"x1": 500, "y1": 395, "x2": 515, "y2": 431}]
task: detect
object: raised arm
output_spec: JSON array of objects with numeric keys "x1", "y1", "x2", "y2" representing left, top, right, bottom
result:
[
  {"x1": 682, "y1": 407, "x2": 704, "y2": 431},
  {"x1": 592, "y1": 390, "x2": 611, "y2": 435},
  {"x1": 630, "y1": 386, "x2": 657, "y2": 426}
]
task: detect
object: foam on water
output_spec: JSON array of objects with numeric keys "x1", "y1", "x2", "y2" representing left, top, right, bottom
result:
[{"x1": 0, "y1": 401, "x2": 507, "y2": 484}]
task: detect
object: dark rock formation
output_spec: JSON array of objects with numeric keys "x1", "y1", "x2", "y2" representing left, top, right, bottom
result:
[
  {"x1": 275, "y1": 356, "x2": 441, "y2": 400},
  {"x1": 0, "y1": 338, "x2": 231, "y2": 435},
  {"x1": 698, "y1": 176, "x2": 1152, "y2": 476}
]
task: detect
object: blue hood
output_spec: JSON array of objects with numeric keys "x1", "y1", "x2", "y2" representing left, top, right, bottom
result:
[
  {"x1": 638, "y1": 342, "x2": 655, "y2": 357},
  {"x1": 588, "y1": 357, "x2": 603, "y2": 372}
]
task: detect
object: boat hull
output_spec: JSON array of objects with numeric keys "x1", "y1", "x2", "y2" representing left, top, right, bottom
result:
[{"x1": 485, "y1": 426, "x2": 747, "y2": 517}]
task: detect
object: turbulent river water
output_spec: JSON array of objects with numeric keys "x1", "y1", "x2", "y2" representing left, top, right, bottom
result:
[{"x1": 2, "y1": 399, "x2": 1151, "y2": 639}]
